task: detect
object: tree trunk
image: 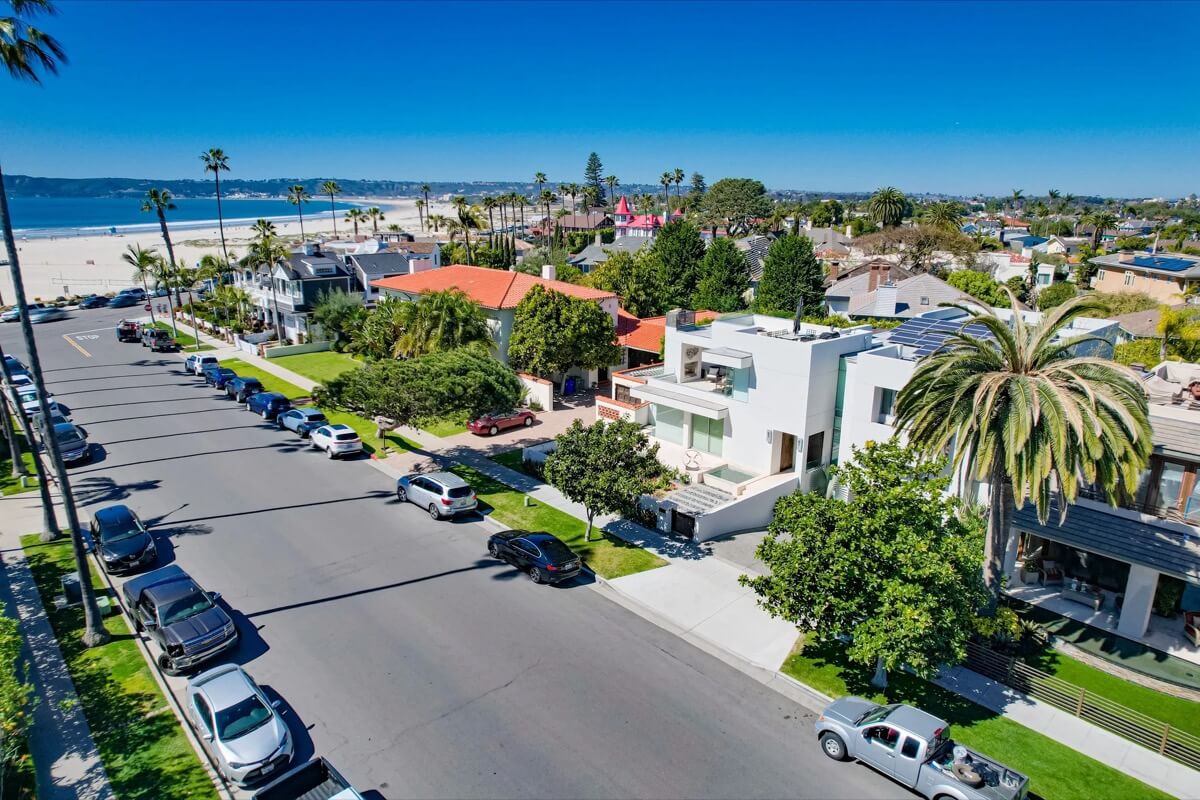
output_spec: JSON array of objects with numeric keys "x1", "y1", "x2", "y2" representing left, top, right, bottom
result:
[
  {"x1": 298, "y1": 206, "x2": 306, "y2": 240},
  {"x1": 155, "y1": 211, "x2": 181, "y2": 339},
  {"x1": 871, "y1": 657, "x2": 888, "y2": 689},
  {"x1": 140, "y1": 271, "x2": 156, "y2": 326},
  {"x1": 585, "y1": 510, "x2": 595, "y2": 542},
  {"x1": 0, "y1": 163, "x2": 107, "y2": 646},
  {"x1": 329, "y1": 193, "x2": 338, "y2": 237},
  {"x1": 215, "y1": 172, "x2": 229, "y2": 262},
  {"x1": 983, "y1": 456, "x2": 1013, "y2": 612}
]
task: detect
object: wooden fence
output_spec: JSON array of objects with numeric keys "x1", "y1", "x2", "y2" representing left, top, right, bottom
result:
[{"x1": 965, "y1": 642, "x2": 1200, "y2": 771}]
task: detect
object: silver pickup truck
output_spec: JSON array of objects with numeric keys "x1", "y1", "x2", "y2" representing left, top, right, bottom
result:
[{"x1": 815, "y1": 697, "x2": 1030, "y2": 800}]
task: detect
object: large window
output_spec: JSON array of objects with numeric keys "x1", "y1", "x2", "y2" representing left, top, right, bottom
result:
[
  {"x1": 875, "y1": 388, "x2": 897, "y2": 425},
  {"x1": 653, "y1": 405, "x2": 683, "y2": 444},
  {"x1": 1140, "y1": 458, "x2": 1200, "y2": 522},
  {"x1": 806, "y1": 431, "x2": 825, "y2": 471},
  {"x1": 690, "y1": 414, "x2": 723, "y2": 456}
]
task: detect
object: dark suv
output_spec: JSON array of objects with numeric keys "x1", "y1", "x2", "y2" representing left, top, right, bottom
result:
[
  {"x1": 122, "y1": 565, "x2": 238, "y2": 674},
  {"x1": 226, "y1": 376, "x2": 263, "y2": 403}
]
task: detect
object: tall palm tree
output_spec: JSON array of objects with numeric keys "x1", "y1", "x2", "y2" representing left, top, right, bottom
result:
[
  {"x1": 672, "y1": 168, "x2": 684, "y2": 206},
  {"x1": 287, "y1": 184, "x2": 311, "y2": 238},
  {"x1": 121, "y1": 244, "x2": 162, "y2": 326},
  {"x1": 243, "y1": 220, "x2": 292, "y2": 338},
  {"x1": 427, "y1": 213, "x2": 448, "y2": 234},
  {"x1": 344, "y1": 207, "x2": 365, "y2": 237},
  {"x1": 455, "y1": 201, "x2": 482, "y2": 264},
  {"x1": 0, "y1": 0, "x2": 108, "y2": 647},
  {"x1": 481, "y1": 197, "x2": 497, "y2": 246},
  {"x1": 201, "y1": 147, "x2": 231, "y2": 261},
  {"x1": 919, "y1": 201, "x2": 964, "y2": 231},
  {"x1": 660, "y1": 172, "x2": 673, "y2": 214},
  {"x1": 141, "y1": 188, "x2": 181, "y2": 335},
  {"x1": 563, "y1": 183, "x2": 580, "y2": 215},
  {"x1": 895, "y1": 294, "x2": 1152, "y2": 605},
  {"x1": 1081, "y1": 211, "x2": 1118, "y2": 251},
  {"x1": 420, "y1": 183, "x2": 431, "y2": 223},
  {"x1": 321, "y1": 180, "x2": 341, "y2": 237},
  {"x1": 867, "y1": 186, "x2": 906, "y2": 228},
  {"x1": 1010, "y1": 189, "x2": 1024, "y2": 212},
  {"x1": 366, "y1": 206, "x2": 385, "y2": 235},
  {"x1": 604, "y1": 175, "x2": 619, "y2": 209},
  {"x1": 537, "y1": 190, "x2": 555, "y2": 248},
  {"x1": 1048, "y1": 189, "x2": 1060, "y2": 201},
  {"x1": 415, "y1": 198, "x2": 426, "y2": 231}
]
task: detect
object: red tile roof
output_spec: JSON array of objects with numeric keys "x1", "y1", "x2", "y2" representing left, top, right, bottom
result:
[
  {"x1": 616, "y1": 309, "x2": 719, "y2": 353},
  {"x1": 371, "y1": 265, "x2": 615, "y2": 310}
]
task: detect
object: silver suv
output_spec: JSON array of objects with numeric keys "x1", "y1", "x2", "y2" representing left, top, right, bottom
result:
[{"x1": 396, "y1": 471, "x2": 478, "y2": 520}]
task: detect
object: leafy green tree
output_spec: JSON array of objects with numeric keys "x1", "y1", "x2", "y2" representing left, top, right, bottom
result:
[
  {"x1": 1004, "y1": 275, "x2": 1030, "y2": 304},
  {"x1": 1156, "y1": 305, "x2": 1200, "y2": 361},
  {"x1": 508, "y1": 285, "x2": 620, "y2": 378},
  {"x1": 585, "y1": 250, "x2": 665, "y2": 318},
  {"x1": 867, "y1": 186, "x2": 907, "y2": 227},
  {"x1": 697, "y1": 178, "x2": 771, "y2": 233},
  {"x1": 1035, "y1": 280, "x2": 1076, "y2": 310},
  {"x1": 312, "y1": 288, "x2": 366, "y2": 350},
  {"x1": 544, "y1": 419, "x2": 666, "y2": 541},
  {"x1": 895, "y1": 293, "x2": 1153, "y2": 604},
  {"x1": 689, "y1": 172, "x2": 706, "y2": 197},
  {"x1": 650, "y1": 220, "x2": 706, "y2": 308},
  {"x1": 847, "y1": 216, "x2": 879, "y2": 237},
  {"x1": 741, "y1": 440, "x2": 987, "y2": 687},
  {"x1": 0, "y1": 604, "x2": 35, "y2": 795},
  {"x1": 1090, "y1": 291, "x2": 1158, "y2": 317},
  {"x1": 946, "y1": 269, "x2": 1011, "y2": 308},
  {"x1": 350, "y1": 290, "x2": 490, "y2": 359},
  {"x1": 584, "y1": 152, "x2": 604, "y2": 203},
  {"x1": 692, "y1": 236, "x2": 749, "y2": 312},
  {"x1": 808, "y1": 204, "x2": 833, "y2": 228},
  {"x1": 315, "y1": 345, "x2": 523, "y2": 427},
  {"x1": 754, "y1": 235, "x2": 823, "y2": 315}
]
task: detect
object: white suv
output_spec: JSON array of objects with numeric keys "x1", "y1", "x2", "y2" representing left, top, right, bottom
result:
[{"x1": 309, "y1": 424, "x2": 362, "y2": 459}]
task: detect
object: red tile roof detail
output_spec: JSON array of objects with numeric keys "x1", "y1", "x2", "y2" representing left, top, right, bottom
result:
[
  {"x1": 616, "y1": 309, "x2": 719, "y2": 353},
  {"x1": 614, "y1": 196, "x2": 631, "y2": 215},
  {"x1": 618, "y1": 214, "x2": 662, "y2": 230},
  {"x1": 371, "y1": 265, "x2": 615, "y2": 309}
]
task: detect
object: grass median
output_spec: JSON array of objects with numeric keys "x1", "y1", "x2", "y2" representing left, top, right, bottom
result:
[
  {"x1": 20, "y1": 536, "x2": 218, "y2": 800},
  {"x1": 150, "y1": 321, "x2": 214, "y2": 351},
  {"x1": 782, "y1": 635, "x2": 1172, "y2": 800},
  {"x1": 447, "y1": 463, "x2": 665, "y2": 580},
  {"x1": 269, "y1": 350, "x2": 360, "y2": 384},
  {"x1": 0, "y1": 424, "x2": 38, "y2": 496}
]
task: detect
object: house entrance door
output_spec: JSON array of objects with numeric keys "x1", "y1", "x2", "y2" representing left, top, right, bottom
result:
[
  {"x1": 778, "y1": 432, "x2": 796, "y2": 472},
  {"x1": 672, "y1": 510, "x2": 696, "y2": 539}
]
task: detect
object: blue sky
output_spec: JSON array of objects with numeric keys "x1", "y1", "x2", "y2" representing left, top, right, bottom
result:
[{"x1": 2, "y1": 0, "x2": 1198, "y2": 196}]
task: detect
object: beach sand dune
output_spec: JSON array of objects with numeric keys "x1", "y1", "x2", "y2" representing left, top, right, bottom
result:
[{"x1": 1, "y1": 197, "x2": 453, "y2": 302}]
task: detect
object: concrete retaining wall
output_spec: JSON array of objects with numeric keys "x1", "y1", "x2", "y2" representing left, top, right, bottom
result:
[
  {"x1": 693, "y1": 475, "x2": 798, "y2": 541},
  {"x1": 263, "y1": 340, "x2": 332, "y2": 359},
  {"x1": 518, "y1": 373, "x2": 554, "y2": 411}
]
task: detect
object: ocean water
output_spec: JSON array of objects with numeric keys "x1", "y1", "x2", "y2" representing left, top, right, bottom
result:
[{"x1": 7, "y1": 196, "x2": 357, "y2": 238}]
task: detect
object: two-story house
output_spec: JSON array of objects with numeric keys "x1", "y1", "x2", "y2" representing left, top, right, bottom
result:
[
  {"x1": 346, "y1": 241, "x2": 442, "y2": 304},
  {"x1": 1088, "y1": 251, "x2": 1200, "y2": 301},
  {"x1": 235, "y1": 243, "x2": 354, "y2": 343}
]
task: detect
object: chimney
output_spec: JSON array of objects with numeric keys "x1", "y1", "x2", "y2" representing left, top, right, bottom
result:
[
  {"x1": 874, "y1": 281, "x2": 898, "y2": 318},
  {"x1": 868, "y1": 261, "x2": 886, "y2": 293},
  {"x1": 303, "y1": 241, "x2": 316, "y2": 256},
  {"x1": 1118, "y1": 251, "x2": 1136, "y2": 264},
  {"x1": 828, "y1": 261, "x2": 839, "y2": 282},
  {"x1": 541, "y1": 264, "x2": 557, "y2": 282}
]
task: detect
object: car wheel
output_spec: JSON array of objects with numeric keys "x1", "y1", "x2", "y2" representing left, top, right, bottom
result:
[
  {"x1": 523, "y1": 416, "x2": 533, "y2": 426},
  {"x1": 428, "y1": 503, "x2": 440, "y2": 520},
  {"x1": 156, "y1": 653, "x2": 177, "y2": 675},
  {"x1": 396, "y1": 487, "x2": 407, "y2": 502},
  {"x1": 487, "y1": 541, "x2": 499, "y2": 558},
  {"x1": 528, "y1": 567, "x2": 544, "y2": 584},
  {"x1": 489, "y1": 425, "x2": 499, "y2": 436},
  {"x1": 309, "y1": 439, "x2": 318, "y2": 449},
  {"x1": 819, "y1": 733, "x2": 848, "y2": 761},
  {"x1": 262, "y1": 410, "x2": 271, "y2": 420}
]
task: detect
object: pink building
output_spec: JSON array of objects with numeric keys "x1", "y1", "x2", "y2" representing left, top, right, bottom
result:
[{"x1": 612, "y1": 196, "x2": 681, "y2": 239}]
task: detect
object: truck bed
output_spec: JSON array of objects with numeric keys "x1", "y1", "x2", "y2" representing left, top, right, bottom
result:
[{"x1": 251, "y1": 758, "x2": 359, "y2": 800}]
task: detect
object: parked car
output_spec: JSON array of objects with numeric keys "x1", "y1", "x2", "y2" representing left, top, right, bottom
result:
[
  {"x1": 396, "y1": 471, "x2": 477, "y2": 519},
  {"x1": 203, "y1": 365, "x2": 236, "y2": 388},
  {"x1": 185, "y1": 664, "x2": 293, "y2": 786},
  {"x1": 117, "y1": 320, "x2": 141, "y2": 342},
  {"x1": 226, "y1": 376, "x2": 264, "y2": 403},
  {"x1": 468, "y1": 409, "x2": 535, "y2": 436},
  {"x1": 251, "y1": 757, "x2": 364, "y2": 800},
  {"x1": 15, "y1": 385, "x2": 60, "y2": 416},
  {"x1": 108, "y1": 294, "x2": 139, "y2": 309},
  {"x1": 2, "y1": 354, "x2": 25, "y2": 375},
  {"x1": 78, "y1": 294, "x2": 109, "y2": 309},
  {"x1": 118, "y1": 287, "x2": 147, "y2": 301},
  {"x1": 29, "y1": 407, "x2": 70, "y2": 431},
  {"x1": 246, "y1": 392, "x2": 291, "y2": 420},
  {"x1": 2, "y1": 303, "x2": 45, "y2": 322},
  {"x1": 487, "y1": 530, "x2": 582, "y2": 584},
  {"x1": 90, "y1": 504, "x2": 156, "y2": 574},
  {"x1": 275, "y1": 407, "x2": 327, "y2": 439},
  {"x1": 121, "y1": 564, "x2": 238, "y2": 674},
  {"x1": 141, "y1": 325, "x2": 159, "y2": 346},
  {"x1": 185, "y1": 354, "x2": 219, "y2": 376},
  {"x1": 308, "y1": 424, "x2": 362, "y2": 459},
  {"x1": 147, "y1": 328, "x2": 178, "y2": 352},
  {"x1": 9, "y1": 373, "x2": 32, "y2": 389},
  {"x1": 28, "y1": 307, "x2": 68, "y2": 324},
  {"x1": 815, "y1": 699, "x2": 1029, "y2": 800},
  {"x1": 47, "y1": 421, "x2": 90, "y2": 464}
]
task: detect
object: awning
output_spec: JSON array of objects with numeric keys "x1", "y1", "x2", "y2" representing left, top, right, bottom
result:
[
  {"x1": 702, "y1": 347, "x2": 753, "y2": 369},
  {"x1": 631, "y1": 383, "x2": 729, "y2": 419}
]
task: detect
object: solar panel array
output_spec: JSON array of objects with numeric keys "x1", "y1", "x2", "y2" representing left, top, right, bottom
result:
[
  {"x1": 1130, "y1": 255, "x2": 1196, "y2": 273},
  {"x1": 886, "y1": 317, "x2": 996, "y2": 359}
]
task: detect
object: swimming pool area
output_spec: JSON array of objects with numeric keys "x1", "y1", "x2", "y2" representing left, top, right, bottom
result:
[{"x1": 703, "y1": 464, "x2": 758, "y2": 495}]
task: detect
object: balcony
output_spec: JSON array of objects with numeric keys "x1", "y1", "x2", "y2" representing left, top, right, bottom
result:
[{"x1": 1077, "y1": 484, "x2": 1199, "y2": 527}]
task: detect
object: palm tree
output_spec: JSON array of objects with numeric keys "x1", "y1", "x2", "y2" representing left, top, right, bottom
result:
[
  {"x1": 867, "y1": 186, "x2": 906, "y2": 227},
  {"x1": 637, "y1": 193, "x2": 656, "y2": 215},
  {"x1": 415, "y1": 198, "x2": 426, "y2": 231},
  {"x1": 894, "y1": 293, "x2": 1152, "y2": 605},
  {"x1": 321, "y1": 180, "x2": 341, "y2": 237},
  {"x1": 392, "y1": 289, "x2": 491, "y2": 358},
  {"x1": 481, "y1": 197, "x2": 497, "y2": 246},
  {"x1": 660, "y1": 172, "x2": 673, "y2": 214},
  {"x1": 200, "y1": 147, "x2": 231, "y2": 261},
  {"x1": 287, "y1": 184, "x2": 311, "y2": 238},
  {"x1": 121, "y1": 244, "x2": 161, "y2": 325},
  {"x1": 387, "y1": 223, "x2": 400, "y2": 232},
  {"x1": 0, "y1": 0, "x2": 109, "y2": 647},
  {"x1": 455, "y1": 202, "x2": 482, "y2": 264},
  {"x1": 604, "y1": 176, "x2": 619, "y2": 209},
  {"x1": 1010, "y1": 189, "x2": 1024, "y2": 212},
  {"x1": 366, "y1": 206, "x2": 385, "y2": 235},
  {"x1": 427, "y1": 213, "x2": 448, "y2": 234},
  {"x1": 344, "y1": 208, "x2": 365, "y2": 237},
  {"x1": 537, "y1": 190, "x2": 555, "y2": 248},
  {"x1": 1156, "y1": 305, "x2": 1200, "y2": 361},
  {"x1": 1048, "y1": 189, "x2": 1060, "y2": 201},
  {"x1": 1081, "y1": 211, "x2": 1118, "y2": 251},
  {"x1": 920, "y1": 201, "x2": 964, "y2": 231},
  {"x1": 672, "y1": 168, "x2": 684, "y2": 206},
  {"x1": 141, "y1": 189, "x2": 182, "y2": 334},
  {"x1": 563, "y1": 183, "x2": 580, "y2": 215},
  {"x1": 420, "y1": 183, "x2": 431, "y2": 223}
]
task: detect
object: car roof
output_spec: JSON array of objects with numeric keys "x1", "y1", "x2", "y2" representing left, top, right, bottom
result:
[
  {"x1": 94, "y1": 504, "x2": 134, "y2": 527},
  {"x1": 296, "y1": 407, "x2": 324, "y2": 417},
  {"x1": 523, "y1": 532, "x2": 565, "y2": 546},
  {"x1": 52, "y1": 421, "x2": 80, "y2": 436},
  {"x1": 326, "y1": 423, "x2": 352, "y2": 432},
  {"x1": 885, "y1": 705, "x2": 948, "y2": 739},
  {"x1": 145, "y1": 576, "x2": 203, "y2": 606},
  {"x1": 192, "y1": 665, "x2": 255, "y2": 708},
  {"x1": 424, "y1": 471, "x2": 468, "y2": 488},
  {"x1": 258, "y1": 391, "x2": 286, "y2": 399}
]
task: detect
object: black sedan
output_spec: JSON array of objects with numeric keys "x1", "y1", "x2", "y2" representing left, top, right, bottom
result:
[
  {"x1": 487, "y1": 530, "x2": 582, "y2": 585},
  {"x1": 90, "y1": 504, "x2": 156, "y2": 574},
  {"x1": 107, "y1": 294, "x2": 139, "y2": 309},
  {"x1": 78, "y1": 295, "x2": 109, "y2": 309}
]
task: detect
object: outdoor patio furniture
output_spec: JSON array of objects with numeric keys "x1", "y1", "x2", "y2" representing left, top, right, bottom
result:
[
  {"x1": 1185, "y1": 611, "x2": 1200, "y2": 648},
  {"x1": 1040, "y1": 560, "x2": 1064, "y2": 587},
  {"x1": 1061, "y1": 583, "x2": 1103, "y2": 611}
]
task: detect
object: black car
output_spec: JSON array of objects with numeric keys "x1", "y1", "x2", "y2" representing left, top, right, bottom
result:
[
  {"x1": 108, "y1": 294, "x2": 139, "y2": 309},
  {"x1": 486, "y1": 530, "x2": 582, "y2": 584},
  {"x1": 121, "y1": 565, "x2": 238, "y2": 674},
  {"x1": 90, "y1": 504, "x2": 156, "y2": 574},
  {"x1": 78, "y1": 295, "x2": 109, "y2": 309},
  {"x1": 202, "y1": 365, "x2": 236, "y2": 387},
  {"x1": 226, "y1": 376, "x2": 263, "y2": 403}
]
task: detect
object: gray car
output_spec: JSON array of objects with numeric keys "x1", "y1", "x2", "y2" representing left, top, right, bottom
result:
[
  {"x1": 396, "y1": 471, "x2": 478, "y2": 520},
  {"x1": 48, "y1": 421, "x2": 90, "y2": 464},
  {"x1": 185, "y1": 664, "x2": 293, "y2": 786}
]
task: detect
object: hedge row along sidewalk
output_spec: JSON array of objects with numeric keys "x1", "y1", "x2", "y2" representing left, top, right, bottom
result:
[{"x1": 19, "y1": 536, "x2": 217, "y2": 800}]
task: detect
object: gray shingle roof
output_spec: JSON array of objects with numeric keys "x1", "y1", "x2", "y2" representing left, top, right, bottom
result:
[
  {"x1": 734, "y1": 235, "x2": 772, "y2": 282},
  {"x1": 831, "y1": 272, "x2": 974, "y2": 318},
  {"x1": 568, "y1": 235, "x2": 649, "y2": 267},
  {"x1": 348, "y1": 252, "x2": 412, "y2": 276},
  {"x1": 1150, "y1": 410, "x2": 1200, "y2": 460}
]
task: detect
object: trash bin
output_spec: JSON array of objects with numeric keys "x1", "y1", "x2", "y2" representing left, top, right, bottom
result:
[
  {"x1": 60, "y1": 572, "x2": 82, "y2": 606},
  {"x1": 564, "y1": 377, "x2": 576, "y2": 396}
]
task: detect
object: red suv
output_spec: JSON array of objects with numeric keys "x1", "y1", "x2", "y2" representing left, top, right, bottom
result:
[{"x1": 468, "y1": 409, "x2": 535, "y2": 436}]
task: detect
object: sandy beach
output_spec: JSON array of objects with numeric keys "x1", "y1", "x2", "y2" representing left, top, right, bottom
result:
[{"x1": 1, "y1": 197, "x2": 455, "y2": 302}]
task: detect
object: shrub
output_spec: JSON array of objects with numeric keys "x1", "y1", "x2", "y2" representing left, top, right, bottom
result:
[
  {"x1": 1036, "y1": 281, "x2": 1077, "y2": 310},
  {"x1": 1113, "y1": 338, "x2": 1166, "y2": 367}
]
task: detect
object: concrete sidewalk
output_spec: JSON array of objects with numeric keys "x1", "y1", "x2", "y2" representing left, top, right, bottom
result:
[{"x1": 0, "y1": 493, "x2": 113, "y2": 800}]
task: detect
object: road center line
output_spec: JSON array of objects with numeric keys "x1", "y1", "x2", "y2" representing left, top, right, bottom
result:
[{"x1": 62, "y1": 334, "x2": 92, "y2": 358}]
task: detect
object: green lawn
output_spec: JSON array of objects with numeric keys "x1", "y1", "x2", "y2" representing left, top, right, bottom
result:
[
  {"x1": 447, "y1": 464, "x2": 665, "y2": 580},
  {"x1": 269, "y1": 350, "x2": 360, "y2": 384},
  {"x1": 782, "y1": 636, "x2": 1172, "y2": 800},
  {"x1": 20, "y1": 536, "x2": 217, "y2": 800},
  {"x1": 219, "y1": 358, "x2": 419, "y2": 456},
  {"x1": 423, "y1": 414, "x2": 468, "y2": 438},
  {"x1": 0, "y1": 425, "x2": 38, "y2": 496},
  {"x1": 490, "y1": 449, "x2": 526, "y2": 471},
  {"x1": 150, "y1": 321, "x2": 214, "y2": 352}
]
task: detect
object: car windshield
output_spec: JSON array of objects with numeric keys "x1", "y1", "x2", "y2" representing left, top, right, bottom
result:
[
  {"x1": 539, "y1": 540, "x2": 575, "y2": 561},
  {"x1": 56, "y1": 428, "x2": 84, "y2": 447},
  {"x1": 447, "y1": 486, "x2": 473, "y2": 499},
  {"x1": 333, "y1": 431, "x2": 358, "y2": 442},
  {"x1": 214, "y1": 694, "x2": 272, "y2": 740},
  {"x1": 857, "y1": 703, "x2": 899, "y2": 726},
  {"x1": 99, "y1": 516, "x2": 142, "y2": 544},
  {"x1": 303, "y1": 412, "x2": 326, "y2": 423},
  {"x1": 159, "y1": 591, "x2": 214, "y2": 626}
]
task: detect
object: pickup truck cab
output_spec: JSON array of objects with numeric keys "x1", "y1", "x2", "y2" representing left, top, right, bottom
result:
[
  {"x1": 251, "y1": 757, "x2": 365, "y2": 800},
  {"x1": 146, "y1": 328, "x2": 178, "y2": 352},
  {"x1": 816, "y1": 698, "x2": 1029, "y2": 800},
  {"x1": 121, "y1": 565, "x2": 239, "y2": 675}
]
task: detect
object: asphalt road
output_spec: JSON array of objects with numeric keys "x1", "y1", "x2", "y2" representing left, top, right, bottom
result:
[{"x1": 2, "y1": 305, "x2": 910, "y2": 800}]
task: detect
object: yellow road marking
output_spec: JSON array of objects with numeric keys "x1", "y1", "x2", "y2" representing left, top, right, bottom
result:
[{"x1": 62, "y1": 334, "x2": 92, "y2": 358}]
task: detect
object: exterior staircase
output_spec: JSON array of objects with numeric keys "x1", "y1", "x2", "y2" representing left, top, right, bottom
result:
[{"x1": 666, "y1": 482, "x2": 734, "y2": 515}]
